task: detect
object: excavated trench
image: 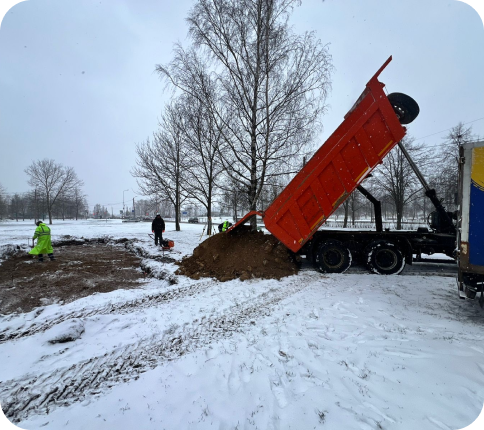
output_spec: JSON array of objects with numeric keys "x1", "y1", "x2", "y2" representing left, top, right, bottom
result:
[
  {"x1": 0, "y1": 238, "x2": 173, "y2": 315},
  {"x1": 0, "y1": 229, "x2": 300, "y2": 315}
]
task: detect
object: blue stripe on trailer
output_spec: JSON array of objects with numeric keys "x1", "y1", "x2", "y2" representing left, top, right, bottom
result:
[{"x1": 469, "y1": 147, "x2": 484, "y2": 266}]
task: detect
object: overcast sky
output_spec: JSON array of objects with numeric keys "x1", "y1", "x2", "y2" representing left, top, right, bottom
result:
[{"x1": 0, "y1": 0, "x2": 483, "y2": 214}]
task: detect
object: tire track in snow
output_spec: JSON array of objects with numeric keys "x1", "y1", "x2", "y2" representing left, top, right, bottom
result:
[
  {"x1": 0, "y1": 278, "x2": 310, "y2": 423},
  {"x1": 0, "y1": 279, "x2": 213, "y2": 344}
]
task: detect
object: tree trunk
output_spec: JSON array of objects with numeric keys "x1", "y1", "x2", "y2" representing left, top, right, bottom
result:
[
  {"x1": 207, "y1": 177, "x2": 213, "y2": 234},
  {"x1": 351, "y1": 199, "x2": 356, "y2": 227},
  {"x1": 396, "y1": 201, "x2": 404, "y2": 230},
  {"x1": 234, "y1": 191, "x2": 238, "y2": 223},
  {"x1": 175, "y1": 168, "x2": 181, "y2": 232},
  {"x1": 47, "y1": 193, "x2": 53, "y2": 224}
]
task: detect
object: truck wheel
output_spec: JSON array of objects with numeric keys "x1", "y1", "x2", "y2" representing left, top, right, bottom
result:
[
  {"x1": 366, "y1": 242, "x2": 405, "y2": 275},
  {"x1": 316, "y1": 240, "x2": 352, "y2": 274},
  {"x1": 387, "y1": 93, "x2": 420, "y2": 125}
]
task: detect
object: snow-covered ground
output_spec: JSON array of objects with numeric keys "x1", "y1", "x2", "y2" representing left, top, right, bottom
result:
[{"x1": 0, "y1": 219, "x2": 483, "y2": 430}]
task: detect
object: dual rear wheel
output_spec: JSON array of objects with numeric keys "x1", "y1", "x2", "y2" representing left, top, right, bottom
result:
[
  {"x1": 315, "y1": 240, "x2": 405, "y2": 275},
  {"x1": 366, "y1": 241, "x2": 406, "y2": 275}
]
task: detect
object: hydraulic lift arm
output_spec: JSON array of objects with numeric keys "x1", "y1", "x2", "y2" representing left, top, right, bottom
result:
[{"x1": 397, "y1": 141, "x2": 456, "y2": 235}]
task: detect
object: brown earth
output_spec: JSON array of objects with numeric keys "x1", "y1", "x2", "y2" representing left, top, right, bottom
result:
[
  {"x1": 0, "y1": 231, "x2": 299, "y2": 314},
  {"x1": 176, "y1": 229, "x2": 299, "y2": 281},
  {"x1": 0, "y1": 242, "x2": 145, "y2": 315}
]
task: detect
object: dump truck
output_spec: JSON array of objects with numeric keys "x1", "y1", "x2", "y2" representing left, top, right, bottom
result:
[
  {"x1": 230, "y1": 56, "x2": 458, "y2": 276},
  {"x1": 457, "y1": 140, "x2": 484, "y2": 304}
]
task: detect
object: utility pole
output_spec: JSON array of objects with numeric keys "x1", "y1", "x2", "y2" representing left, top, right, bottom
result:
[
  {"x1": 34, "y1": 188, "x2": 38, "y2": 222},
  {"x1": 133, "y1": 197, "x2": 135, "y2": 219},
  {"x1": 122, "y1": 189, "x2": 129, "y2": 219}
]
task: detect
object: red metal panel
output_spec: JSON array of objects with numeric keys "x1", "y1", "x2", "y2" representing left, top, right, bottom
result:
[
  {"x1": 270, "y1": 208, "x2": 304, "y2": 248},
  {"x1": 333, "y1": 153, "x2": 360, "y2": 191},
  {"x1": 318, "y1": 162, "x2": 347, "y2": 207},
  {"x1": 309, "y1": 180, "x2": 334, "y2": 216},
  {"x1": 340, "y1": 138, "x2": 370, "y2": 183},
  {"x1": 363, "y1": 112, "x2": 395, "y2": 156},
  {"x1": 354, "y1": 128, "x2": 379, "y2": 167},
  {"x1": 297, "y1": 188, "x2": 321, "y2": 227}
]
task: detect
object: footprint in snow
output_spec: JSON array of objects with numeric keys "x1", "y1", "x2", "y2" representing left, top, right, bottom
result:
[{"x1": 270, "y1": 376, "x2": 288, "y2": 408}]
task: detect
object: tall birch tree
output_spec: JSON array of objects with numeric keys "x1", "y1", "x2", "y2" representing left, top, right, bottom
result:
[{"x1": 158, "y1": 0, "x2": 332, "y2": 228}]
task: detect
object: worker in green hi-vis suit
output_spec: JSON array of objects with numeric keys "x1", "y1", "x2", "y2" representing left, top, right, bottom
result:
[{"x1": 29, "y1": 221, "x2": 55, "y2": 262}]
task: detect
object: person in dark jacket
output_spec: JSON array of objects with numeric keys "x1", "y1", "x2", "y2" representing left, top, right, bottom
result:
[{"x1": 151, "y1": 214, "x2": 165, "y2": 246}]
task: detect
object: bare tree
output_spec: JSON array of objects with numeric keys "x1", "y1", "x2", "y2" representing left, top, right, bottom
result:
[
  {"x1": 159, "y1": 0, "x2": 332, "y2": 229},
  {"x1": 132, "y1": 102, "x2": 190, "y2": 231},
  {"x1": 93, "y1": 203, "x2": 109, "y2": 219},
  {"x1": 134, "y1": 199, "x2": 155, "y2": 219},
  {"x1": 340, "y1": 191, "x2": 364, "y2": 228},
  {"x1": 24, "y1": 159, "x2": 84, "y2": 224},
  {"x1": 179, "y1": 90, "x2": 225, "y2": 234},
  {"x1": 347, "y1": 191, "x2": 365, "y2": 227},
  {"x1": 10, "y1": 194, "x2": 22, "y2": 221},
  {"x1": 71, "y1": 186, "x2": 88, "y2": 220},
  {"x1": 220, "y1": 173, "x2": 249, "y2": 222},
  {"x1": 0, "y1": 183, "x2": 8, "y2": 219},
  {"x1": 16, "y1": 194, "x2": 29, "y2": 221},
  {"x1": 432, "y1": 122, "x2": 475, "y2": 211},
  {"x1": 370, "y1": 137, "x2": 426, "y2": 230}
]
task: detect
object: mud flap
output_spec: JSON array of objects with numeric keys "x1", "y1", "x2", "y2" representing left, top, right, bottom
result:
[{"x1": 457, "y1": 270, "x2": 467, "y2": 300}]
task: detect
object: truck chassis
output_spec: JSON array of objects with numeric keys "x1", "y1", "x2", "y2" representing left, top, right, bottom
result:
[{"x1": 301, "y1": 228, "x2": 455, "y2": 275}]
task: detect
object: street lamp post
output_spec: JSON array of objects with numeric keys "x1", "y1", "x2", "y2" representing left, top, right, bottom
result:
[{"x1": 123, "y1": 189, "x2": 129, "y2": 219}]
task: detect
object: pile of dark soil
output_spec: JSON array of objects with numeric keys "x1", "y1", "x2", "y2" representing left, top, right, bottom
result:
[
  {"x1": 0, "y1": 242, "x2": 144, "y2": 315},
  {"x1": 176, "y1": 230, "x2": 299, "y2": 281}
]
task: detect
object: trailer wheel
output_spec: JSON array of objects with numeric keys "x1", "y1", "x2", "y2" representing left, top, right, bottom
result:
[
  {"x1": 366, "y1": 242, "x2": 405, "y2": 275},
  {"x1": 387, "y1": 93, "x2": 420, "y2": 125},
  {"x1": 316, "y1": 240, "x2": 352, "y2": 274}
]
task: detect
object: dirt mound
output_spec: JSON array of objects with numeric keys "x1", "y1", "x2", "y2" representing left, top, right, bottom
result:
[{"x1": 176, "y1": 230, "x2": 299, "y2": 281}]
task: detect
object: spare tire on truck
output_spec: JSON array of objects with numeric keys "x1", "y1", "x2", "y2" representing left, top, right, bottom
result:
[
  {"x1": 387, "y1": 93, "x2": 420, "y2": 125},
  {"x1": 366, "y1": 241, "x2": 405, "y2": 275},
  {"x1": 315, "y1": 240, "x2": 352, "y2": 274}
]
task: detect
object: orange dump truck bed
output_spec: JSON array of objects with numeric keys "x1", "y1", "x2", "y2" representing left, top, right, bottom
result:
[{"x1": 232, "y1": 57, "x2": 409, "y2": 253}]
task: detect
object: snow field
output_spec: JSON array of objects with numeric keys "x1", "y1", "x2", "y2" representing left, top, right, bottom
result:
[{"x1": 0, "y1": 219, "x2": 483, "y2": 429}]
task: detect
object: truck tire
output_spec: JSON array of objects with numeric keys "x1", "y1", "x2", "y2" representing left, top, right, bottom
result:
[
  {"x1": 387, "y1": 93, "x2": 420, "y2": 125},
  {"x1": 366, "y1": 241, "x2": 405, "y2": 275},
  {"x1": 315, "y1": 240, "x2": 352, "y2": 274}
]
